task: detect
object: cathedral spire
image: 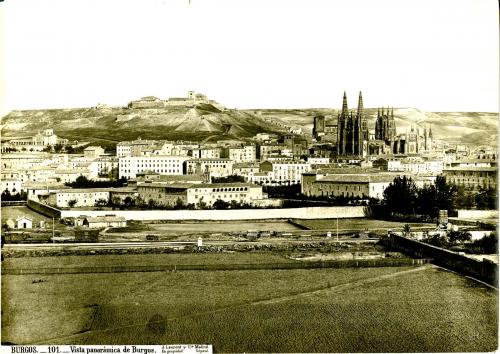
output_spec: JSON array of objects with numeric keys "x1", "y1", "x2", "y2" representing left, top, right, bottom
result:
[
  {"x1": 429, "y1": 125, "x2": 433, "y2": 139},
  {"x1": 341, "y1": 91, "x2": 348, "y2": 116},
  {"x1": 391, "y1": 107, "x2": 394, "y2": 118},
  {"x1": 357, "y1": 91, "x2": 364, "y2": 116}
]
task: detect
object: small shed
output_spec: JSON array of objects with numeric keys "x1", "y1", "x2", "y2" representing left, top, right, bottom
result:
[
  {"x1": 16, "y1": 216, "x2": 33, "y2": 229},
  {"x1": 85, "y1": 215, "x2": 126, "y2": 228}
]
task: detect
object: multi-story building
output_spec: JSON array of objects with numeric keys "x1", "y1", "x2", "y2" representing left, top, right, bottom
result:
[
  {"x1": 222, "y1": 144, "x2": 256, "y2": 163},
  {"x1": 302, "y1": 172, "x2": 434, "y2": 199},
  {"x1": 260, "y1": 160, "x2": 311, "y2": 185},
  {"x1": 83, "y1": 146, "x2": 106, "y2": 159},
  {"x1": 191, "y1": 146, "x2": 221, "y2": 159},
  {"x1": 94, "y1": 156, "x2": 119, "y2": 177},
  {"x1": 137, "y1": 182, "x2": 263, "y2": 207},
  {"x1": 2, "y1": 129, "x2": 68, "y2": 152},
  {"x1": 443, "y1": 159, "x2": 497, "y2": 190},
  {"x1": 0, "y1": 179, "x2": 23, "y2": 194},
  {"x1": 258, "y1": 143, "x2": 288, "y2": 161},
  {"x1": 119, "y1": 156, "x2": 188, "y2": 179},
  {"x1": 116, "y1": 139, "x2": 159, "y2": 157},
  {"x1": 185, "y1": 158, "x2": 233, "y2": 179},
  {"x1": 45, "y1": 188, "x2": 111, "y2": 208}
]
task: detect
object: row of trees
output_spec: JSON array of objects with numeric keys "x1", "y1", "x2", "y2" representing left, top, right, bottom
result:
[
  {"x1": 65, "y1": 176, "x2": 128, "y2": 188},
  {"x1": 382, "y1": 176, "x2": 497, "y2": 219},
  {"x1": 424, "y1": 230, "x2": 497, "y2": 254},
  {"x1": 1, "y1": 189, "x2": 27, "y2": 201}
]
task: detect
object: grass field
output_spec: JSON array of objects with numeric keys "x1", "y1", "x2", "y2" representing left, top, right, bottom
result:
[
  {"x1": 2, "y1": 259, "x2": 497, "y2": 352},
  {"x1": 1, "y1": 252, "x2": 297, "y2": 269},
  {"x1": 296, "y1": 218, "x2": 434, "y2": 231}
]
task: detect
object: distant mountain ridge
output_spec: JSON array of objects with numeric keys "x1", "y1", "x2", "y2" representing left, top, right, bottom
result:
[{"x1": 1, "y1": 103, "x2": 497, "y2": 148}]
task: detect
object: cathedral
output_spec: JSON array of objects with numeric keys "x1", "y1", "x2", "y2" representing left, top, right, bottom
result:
[
  {"x1": 375, "y1": 107, "x2": 397, "y2": 143},
  {"x1": 312, "y1": 91, "x2": 434, "y2": 157},
  {"x1": 336, "y1": 91, "x2": 368, "y2": 157}
]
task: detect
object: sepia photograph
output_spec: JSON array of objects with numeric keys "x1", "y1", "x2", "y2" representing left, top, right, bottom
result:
[{"x1": 0, "y1": 0, "x2": 498, "y2": 352}]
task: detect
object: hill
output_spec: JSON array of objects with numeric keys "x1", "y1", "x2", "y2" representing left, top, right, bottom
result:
[
  {"x1": 1, "y1": 104, "x2": 497, "y2": 148},
  {"x1": 243, "y1": 108, "x2": 498, "y2": 148}
]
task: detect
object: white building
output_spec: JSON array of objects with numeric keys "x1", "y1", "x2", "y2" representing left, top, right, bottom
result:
[
  {"x1": 260, "y1": 160, "x2": 312, "y2": 185},
  {"x1": 138, "y1": 182, "x2": 264, "y2": 207},
  {"x1": 119, "y1": 155, "x2": 188, "y2": 179},
  {"x1": 84, "y1": 146, "x2": 106, "y2": 159},
  {"x1": 224, "y1": 145, "x2": 256, "y2": 163},
  {"x1": 45, "y1": 188, "x2": 111, "y2": 208},
  {"x1": 185, "y1": 158, "x2": 233, "y2": 179},
  {"x1": 75, "y1": 215, "x2": 127, "y2": 228},
  {"x1": 16, "y1": 216, "x2": 33, "y2": 229},
  {"x1": 302, "y1": 172, "x2": 434, "y2": 199}
]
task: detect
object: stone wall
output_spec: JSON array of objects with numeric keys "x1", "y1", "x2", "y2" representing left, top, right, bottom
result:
[
  {"x1": 58, "y1": 206, "x2": 369, "y2": 221},
  {"x1": 384, "y1": 233, "x2": 497, "y2": 286},
  {"x1": 27, "y1": 200, "x2": 61, "y2": 219},
  {"x1": 456, "y1": 210, "x2": 498, "y2": 220}
]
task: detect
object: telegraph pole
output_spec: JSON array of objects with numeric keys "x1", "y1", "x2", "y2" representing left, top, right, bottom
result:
[{"x1": 336, "y1": 217, "x2": 339, "y2": 242}]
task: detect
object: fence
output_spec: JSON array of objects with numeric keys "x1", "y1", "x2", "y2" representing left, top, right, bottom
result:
[{"x1": 2, "y1": 257, "x2": 429, "y2": 275}]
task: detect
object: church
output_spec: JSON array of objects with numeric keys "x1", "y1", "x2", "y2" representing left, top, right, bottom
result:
[
  {"x1": 312, "y1": 91, "x2": 434, "y2": 157},
  {"x1": 336, "y1": 91, "x2": 369, "y2": 157}
]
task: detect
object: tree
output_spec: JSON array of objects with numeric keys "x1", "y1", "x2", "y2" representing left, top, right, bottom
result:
[
  {"x1": 403, "y1": 224, "x2": 411, "y2": 237},
  {"x1": 426, "y1": 233, "x2": 448, "y2": 247},
  {"x1": 94, "y1": 198, "x2": 108, "y2": 207},
  {"x1": 67, "y1": 199, "x2": 77, "y2": 208},
  {"x1": 475, "y1": 188, "x2": 497, "y2": 210},
  {"x1": 434, "y1": 175, "x2": 457, "y2": 211},
  {"x1": 416, "y1": 184, "x2": 438, "y2": 217},
  {"x1": 148, "y1": 199, "x2": 157, "y2": 209},
  {"x1": 123, "y1": 196, "x2": 134, "y2": 208},
  {"x1": 212, "y1": 199, "x2": 230, "y2": 210},
  {"x1": 211, "y1": 175, "x2": 246, "y2": 183},
  {"x1": 1, "y1": 189, "x2": 12, "y2": 201},
  {"x1": 382, "y1": 176, "x2": 419, "y2": 215},
  {"x1": 448, "y1": 230, "x2": 472, "y2": 244},
  {"x1": 174, "y1": 197, "x2": 185, "y2": 210}
]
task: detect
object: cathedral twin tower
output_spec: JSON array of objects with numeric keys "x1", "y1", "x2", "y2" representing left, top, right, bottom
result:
[
  {"x1": 313, "y1": 91, "x2": 398, "y2": 157},
  {"x1": 337, "y1": 91, "x2": 369, "y2": 156}
]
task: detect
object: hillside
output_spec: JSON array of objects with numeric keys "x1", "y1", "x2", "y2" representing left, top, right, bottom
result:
[
  {"x1": 1, "y1": 104, "x2": 497, "y2": 148},
  {"x1": 244, "y1": 108, "x2": 498, "y2": 148},
  {"x1": 0, "y1": 104, "x2": 289, "y2": 145}
]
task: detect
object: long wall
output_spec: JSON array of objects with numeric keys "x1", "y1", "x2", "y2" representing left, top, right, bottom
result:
[
  {"x1": 58, "y1": 206, "x2": 369, "y2": 221},
  {"x1": 384, "y1": 233, "x2": 497, "y2": 286},
  {"x1": 27, "y1": 200, "x2": 61, "y2": 219},
  {"x1": 456, "y1": 210, "x2": 498, "y2": 219}
]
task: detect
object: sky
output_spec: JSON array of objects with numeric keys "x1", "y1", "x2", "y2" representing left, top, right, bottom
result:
[{"x1": 0, "y1": 0, "x2": 498, "y2": 115}]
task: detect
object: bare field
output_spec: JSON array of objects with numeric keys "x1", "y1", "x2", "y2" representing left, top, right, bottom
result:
[{"x1": 2, "y1": 260, "x2": 497, "y2": 352}]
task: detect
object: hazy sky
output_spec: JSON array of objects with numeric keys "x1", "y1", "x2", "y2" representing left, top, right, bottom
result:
[{"x1": 1, "y1": 0, "x2": 498, "y2": 115}]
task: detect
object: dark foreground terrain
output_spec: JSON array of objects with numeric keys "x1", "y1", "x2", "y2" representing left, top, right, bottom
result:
[{"x1": 2, "y1": 253, "x2": 498, "y2": 352}]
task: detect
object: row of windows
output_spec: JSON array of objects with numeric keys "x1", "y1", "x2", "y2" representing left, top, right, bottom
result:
[
  {"x1": 194, "y1": 194, "x2": 247, "y2": 199},
  {"x1": 318, "y1": 185, "x2": 365, "y2": 192}
]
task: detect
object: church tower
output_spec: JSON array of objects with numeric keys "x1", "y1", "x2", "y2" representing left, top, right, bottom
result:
[{"x1": 337, "y1": 91, "x2": 349, "y2": 155}]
